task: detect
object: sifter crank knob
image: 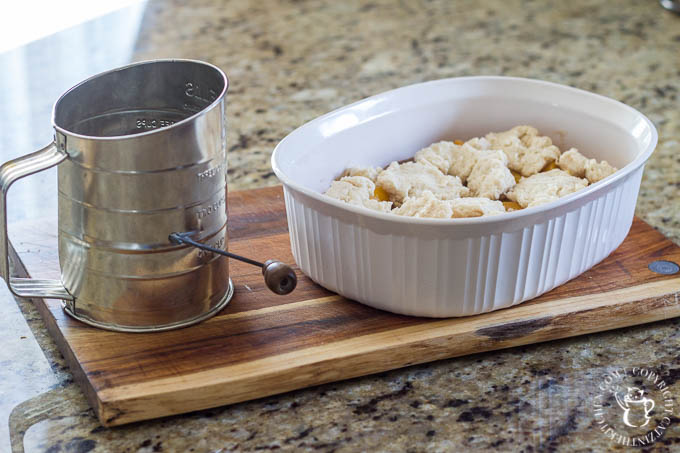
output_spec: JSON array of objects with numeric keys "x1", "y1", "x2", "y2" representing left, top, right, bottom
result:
[{"x1": 262, "y1": 260, "x2": 297, "y2": 295}]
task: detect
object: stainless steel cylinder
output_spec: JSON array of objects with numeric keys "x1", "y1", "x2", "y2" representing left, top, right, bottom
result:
[{"x1": 0, "y1": 60, "x2": 233, "y2": 332}]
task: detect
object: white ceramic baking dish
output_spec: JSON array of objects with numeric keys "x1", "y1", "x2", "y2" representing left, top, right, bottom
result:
[{"x1": 271, "y1": 76, "x2": 657, "y2": 317}]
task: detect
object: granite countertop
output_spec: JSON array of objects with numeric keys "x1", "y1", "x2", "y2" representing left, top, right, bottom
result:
[{"x1": 2, "y1": 0, "x2": 680, "y2": 452}]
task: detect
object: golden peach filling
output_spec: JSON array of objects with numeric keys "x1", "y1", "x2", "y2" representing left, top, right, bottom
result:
[
  {"x1": 542, "y1": 161, "x2": 557, "y2": 172},
  {"x1": 502, "y1": 200, "x2": 522, "y2": 211},
  {"x1": 373, "y1": 186, "x2": 390, "y2": 201}
]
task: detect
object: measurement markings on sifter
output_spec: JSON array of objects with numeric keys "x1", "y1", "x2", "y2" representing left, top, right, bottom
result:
[
  {"x1": 195, "y1": 195, "x2": 226, "y2": 220},
  {"x1": 196, "y1": 163, "x2": 225, "y2": 182},
  {"x1": 185, "y1": 82, "x2": 217, "y2": 104},
  {"x1": 197, "y1": 236, "x2": 225, "y2": 259},
  {"x1": 135, "y1": 118, "x2": 177, "y2": 130}
]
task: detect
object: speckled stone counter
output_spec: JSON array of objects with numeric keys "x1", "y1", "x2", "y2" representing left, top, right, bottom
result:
[{"x1": 2, "y1": 0, "x2": 680, "y2": 452}]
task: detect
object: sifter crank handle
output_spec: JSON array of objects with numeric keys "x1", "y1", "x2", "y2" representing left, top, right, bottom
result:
[{"x1": 168, "y1": 232, "x2": 297, "y2": 295}]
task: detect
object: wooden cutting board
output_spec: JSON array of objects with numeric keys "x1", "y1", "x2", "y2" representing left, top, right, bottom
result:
[{"x1": 9, "y1": 186, "x2": 680, "y2": 427}]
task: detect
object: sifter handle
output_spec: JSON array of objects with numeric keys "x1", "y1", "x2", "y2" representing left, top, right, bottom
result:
[{"x1": 0, "y1": 142, "x2": 73, "y2": 300}]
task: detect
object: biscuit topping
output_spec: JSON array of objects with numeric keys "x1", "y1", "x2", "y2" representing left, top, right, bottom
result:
[
  {"x1": 324, "y1": 126, "x2": 617, "y2": 218},
  {"x1": 485, "y1": 125, "x2": 561, "y2": 177},
  {"x1": 505, "y1": 169, "x2": 589, "y2": 208}
]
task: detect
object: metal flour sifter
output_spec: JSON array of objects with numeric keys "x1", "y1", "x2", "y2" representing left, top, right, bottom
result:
[{"x1": 0, "y1": 59, "x2": 296, "y2": 332}]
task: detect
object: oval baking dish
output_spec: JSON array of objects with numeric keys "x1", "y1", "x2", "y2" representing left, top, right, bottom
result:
[{"x1": 272, "y1": 76, "x2": 657, "y2": 317}]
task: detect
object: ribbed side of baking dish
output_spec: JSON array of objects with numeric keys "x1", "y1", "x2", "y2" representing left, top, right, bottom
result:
[{"x1": 283, "y1": 166, "x2": 643, "y2": 317}]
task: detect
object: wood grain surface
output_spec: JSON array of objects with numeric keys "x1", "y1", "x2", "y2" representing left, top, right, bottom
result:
[{"x1": 9, "y1": 186, "x2": 680, "y2": 427}]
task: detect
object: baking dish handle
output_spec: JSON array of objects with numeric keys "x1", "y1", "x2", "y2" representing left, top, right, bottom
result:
[{"x1": 0, "y1": 141, "x2": 74, "y2": 300}]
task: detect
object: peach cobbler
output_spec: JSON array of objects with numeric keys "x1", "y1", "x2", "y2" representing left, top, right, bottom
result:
[{"x1": 324, "y1": 126, "x2": 617, "y2": 219}]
